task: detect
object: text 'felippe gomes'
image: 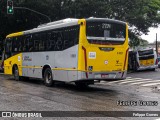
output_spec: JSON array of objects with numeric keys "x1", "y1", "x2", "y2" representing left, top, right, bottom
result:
[
  {"x1": 117, "y1": 100, "x2": 158, "y2": 106},
  {"x1": 133, "y1": 113, "x2": 158, "y2": 117}
]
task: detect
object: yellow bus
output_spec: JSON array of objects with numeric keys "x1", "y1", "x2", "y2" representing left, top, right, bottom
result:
[
  {"x1": 128, "y1": 47, "x2": 158, "y2": 71},
  {"x1": 3, "y1": 18, "x2": 129, "y2": 87}
]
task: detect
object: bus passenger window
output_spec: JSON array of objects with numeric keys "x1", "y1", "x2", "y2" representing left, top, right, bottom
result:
[
  {"x1": 56, "y1": 32, "x2": 63, "y2": 50},
  {"x1": 19, "y1": 42, "x2": 22, "y2": 52},
  {"x1": 39, "y1": 40, "x2": 45, "y2": 51},
  {"x1": 116, "y1": 31, "x2": 124, "y2": 38},
  {"x1": 33, "y1": 34, "x2": 40, "y2": 51},
  {"x1": 29, "y1": 44, "x2": 33, "y2": 51},
  {"x1": 22, "y1": 40, "x2": 27, "y2": 52},
  {"x1": 40, "y1": 32, "x2": 47, "y2": 51},
  {"x1": 5, "y1": 38, "x2": 12, "y2": 58},
  {"x1": 34, "y1": 40, "x2": 39, "y2": 51}
]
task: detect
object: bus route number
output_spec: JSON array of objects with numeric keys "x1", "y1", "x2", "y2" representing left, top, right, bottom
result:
[{"x1": 102, "y1": 23, "x2": 111, "y2": 29}]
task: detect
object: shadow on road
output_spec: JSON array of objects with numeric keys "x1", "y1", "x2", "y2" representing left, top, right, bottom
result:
[{"x1": 5, "y1": 76, "x2": 119, "y2": 95}]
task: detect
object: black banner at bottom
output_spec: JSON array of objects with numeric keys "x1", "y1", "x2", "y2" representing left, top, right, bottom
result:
[{"x1": 0, "y1": 111, "x2": 160, "y2": 118}]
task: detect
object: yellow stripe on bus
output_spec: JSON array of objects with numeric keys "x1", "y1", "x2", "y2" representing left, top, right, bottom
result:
[{"x1": 6, "y1": 32, "x2": 23, "y2": 38}]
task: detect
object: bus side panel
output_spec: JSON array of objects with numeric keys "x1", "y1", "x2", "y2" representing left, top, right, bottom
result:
[
  {"x1": 22, "y1": 52, "x2": 42, "y2": 78},
  {"x1": 22, "y1": 52, "x2": 53, "y2": 79},
  {"x1": 22, "y1": 45, "x2": 78, "y2": 81},
  {"x1": 4, "y1": 53, "x2": 23, "y2": 76},
  {"x1": 54, "y1": 45, "x2": 79, "y2": 81}
]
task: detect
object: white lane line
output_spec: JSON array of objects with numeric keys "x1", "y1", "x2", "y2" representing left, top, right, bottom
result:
[
  {"x1": 128, "y1": 78, "x2": 146, "y2": 80},
  {"x1": 107, "y1": 78, "x2": 152, "y2": 84},
  {"x1": 142, "y1": 83, "x2": 160, "y2": 87},
  {"x1": 130, "y1": 80, "x2": 160, "y2": 85},
  {"x1": 104, "y1": 78, "x2": 137, "y2": 84},
  {"x1": 118, "y1": 79, "x2": 152, "y2": 84}
]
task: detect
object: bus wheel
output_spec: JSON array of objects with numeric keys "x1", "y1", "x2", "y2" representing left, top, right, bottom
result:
[
  {"x1": 75, "y1": 82, "x2": 89, "y2": 88},
  {"x1": 13, "y1": 66, "x2": 20, "y2": 81},
  {"x1": 44, "y1": 68, "x2": 54, "y2": 87}
]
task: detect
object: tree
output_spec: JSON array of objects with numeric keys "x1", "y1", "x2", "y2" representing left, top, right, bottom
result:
[{"x1": 0, "y1": 0, "x2": 160, "y2": 47}]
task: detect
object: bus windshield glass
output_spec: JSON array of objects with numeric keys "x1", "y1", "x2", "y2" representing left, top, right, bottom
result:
[{"x1": 86, "y1": 21, "x2": 126, "y2": 45}]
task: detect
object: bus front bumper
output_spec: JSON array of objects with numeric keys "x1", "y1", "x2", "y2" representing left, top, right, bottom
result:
[{"x1": 137, "y1": 65, "x2": 158, "y2": 71}]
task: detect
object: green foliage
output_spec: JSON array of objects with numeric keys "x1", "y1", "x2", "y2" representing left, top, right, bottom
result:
[{"x1": 0, "y1": 0, "x2": 160, "y2": 47}]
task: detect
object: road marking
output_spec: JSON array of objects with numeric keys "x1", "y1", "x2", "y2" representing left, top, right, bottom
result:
[
  {"x1": 130, "y1": 80, "x2": 160, "y2": 85},
  {"x1": 104, "y1": 78, "x2": 151, "y2": 84},
  {"x1": 142, "y1": 83, "x2": 160, "y2": 87},
  {"x1": 118, "y1": 79, "x2": 152, "y2": 84},
  {"x1": 98, "y1": 77, "x2": 160, "y2": 88}
]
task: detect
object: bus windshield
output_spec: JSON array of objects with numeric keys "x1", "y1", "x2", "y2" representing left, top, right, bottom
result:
[{"x1": 86, "y1": 21, "x2": 126, "y2": 45}]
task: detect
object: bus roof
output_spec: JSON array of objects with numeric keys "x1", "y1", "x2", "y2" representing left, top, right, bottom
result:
[
  {"x1": 23, "y1": 18, "x2": 79, "y2": 35},
  {"x1": 6, "y1": 32, "x2": 23, "y2": 38},
  {"x1": 86, "y1": 18, "x2": 126, "y2": 25},
  {"x1": 37, "y1": 18, "x2": 78, "y2": 28},
  {"x1": 6, "y1": 18, "x2": 126, "y2": 38}
]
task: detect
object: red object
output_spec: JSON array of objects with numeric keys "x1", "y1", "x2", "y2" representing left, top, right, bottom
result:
[
  {"x1": 101, "y1": 74, "x2": 108, "y2": 78},
  {"x1": 82, "y1": 46, "x2": 88, "y2": 78},
  {"x1": 123, "y1": 48, "x2": 129, "y2": 70}
]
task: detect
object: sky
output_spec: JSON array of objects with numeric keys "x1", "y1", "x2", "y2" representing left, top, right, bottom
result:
[{"x1": 141, "y1": 26, "x2": 160, "y2": 43}]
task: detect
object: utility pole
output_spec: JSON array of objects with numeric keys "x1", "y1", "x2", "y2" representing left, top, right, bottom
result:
[{"x1": 156, "y1": 33, "x2": 158, "y2": 55}]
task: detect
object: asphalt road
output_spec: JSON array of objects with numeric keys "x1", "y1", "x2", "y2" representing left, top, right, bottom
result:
[{"x1": 0, "y1": 70, "x2": 160, "y2": 120}]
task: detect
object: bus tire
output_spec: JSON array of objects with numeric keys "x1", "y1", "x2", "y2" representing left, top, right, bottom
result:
[
  {"x1": 13, "y1": 66, "x2": 21, "y2": 81},
  {"x1": 44, "y1": 68, "x2": 54, "y2": 87}
]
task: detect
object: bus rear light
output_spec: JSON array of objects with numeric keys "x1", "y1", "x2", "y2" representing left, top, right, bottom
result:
[
  {"x1": 121, "y1": 72, "x2": 124, "y2": 78},
  {"x1": 82, "y1": 46, "x2": 88, "y2": 78},
  {"x1": 123, "y1": 48, "x2": 129, "y2": 70}
]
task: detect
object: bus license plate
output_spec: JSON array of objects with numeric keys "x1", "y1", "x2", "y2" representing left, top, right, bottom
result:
[
  {"x1": 95, "y1": 74, "x2": 108, "y2": 78},
  {"x1": 95, "y1": 74, "x2": 116, "y2": 78},
  {"x1": 101, "y1": 74, "x2": 108, "y2": 78}
]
